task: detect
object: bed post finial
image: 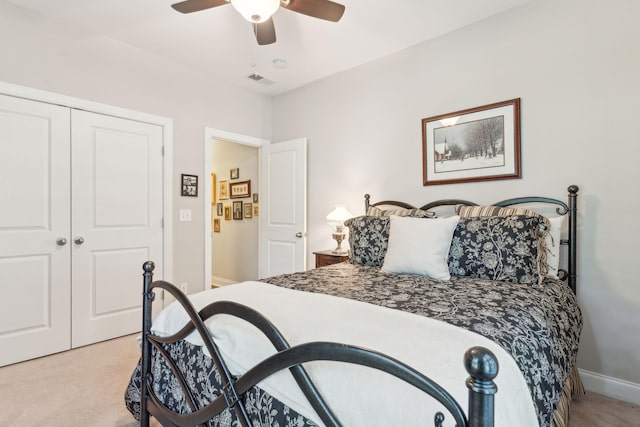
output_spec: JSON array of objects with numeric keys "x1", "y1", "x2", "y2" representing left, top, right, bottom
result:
[
  {"x1": 364, "y1": 194, "x2": 371, "y2": 212},
  {"x1": 143, "y1": 260, "x2": 155, "y2": 273},
  {"x1": 465, "y1": 346, "x2": 498, "y2": 427}
]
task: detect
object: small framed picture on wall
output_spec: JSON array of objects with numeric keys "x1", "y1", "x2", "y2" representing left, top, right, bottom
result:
[
  {"x1": 219, "y1": 179, "x2": 229, "y2": 200},
  {"x1": 230, "y1": 180, "x2": 251, "y2": 199},
  {"x1": 181, "y1": 174, "x2": 198, "y2": 197},
  {"x1": 232, "y1": 201, "x2": 243, "y2": 220},
  {"x1": 211, "y1": 173, "x2": 216, "y2": 204},
  {"x1": 213, "y1": 218, "x2": 220, "y2": 232}
]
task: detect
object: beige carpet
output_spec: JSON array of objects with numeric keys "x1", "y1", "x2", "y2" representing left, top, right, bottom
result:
[
  {"x1": 0, "y1": 334, "x2": 142, "y2": 427},
  {"x1": 0, "y1": 335, "x2": 638, "y2": 426}
]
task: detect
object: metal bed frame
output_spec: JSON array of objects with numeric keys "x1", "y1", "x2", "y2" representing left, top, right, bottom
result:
[
  {"x1": 140, "y1": 262, "x2": 500, "y2": 427},
  {"x1": 365, "y1": 185, "x2": 579, "y2": 293},
  {"x1": 138, "y1": 185, "x2": 578, "y2": 427}
]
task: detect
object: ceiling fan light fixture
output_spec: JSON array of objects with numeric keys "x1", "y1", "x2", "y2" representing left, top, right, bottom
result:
[{"x1": 231, "y1": 0, "x2": 280, "y2": 23}]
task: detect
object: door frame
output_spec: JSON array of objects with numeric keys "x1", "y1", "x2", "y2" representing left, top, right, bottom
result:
[
  {"x1": 0, "y1": 80, "x2": 174, "y2": 285},
  {"x1": 203, "y1": 128, "x2": 268, "y2": 289}
]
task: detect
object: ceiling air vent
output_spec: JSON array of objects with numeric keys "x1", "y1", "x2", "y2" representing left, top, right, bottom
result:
[{"x1": 247, "y1": 73, "x2": 274, "y2": 86}]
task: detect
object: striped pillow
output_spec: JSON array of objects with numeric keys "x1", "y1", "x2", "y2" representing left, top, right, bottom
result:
[
  {"x1": 367, "y1": 205, "x2": 435, "y2": 218},
  {"x1": 455, "y1": 205, "x2": 544, "y2": 220},
  {"x1": 455, "y1": 205, "x2": 550, "y2": 235}
]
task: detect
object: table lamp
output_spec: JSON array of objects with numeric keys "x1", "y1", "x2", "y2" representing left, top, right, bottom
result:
[{"x1": 326, "y1": 205, "x2": 353, "y2": 254}]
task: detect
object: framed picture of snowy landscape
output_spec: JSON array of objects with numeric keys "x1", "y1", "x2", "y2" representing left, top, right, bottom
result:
[{"x1": 422, "y1": 98, "x2": 521, "y2": 185}]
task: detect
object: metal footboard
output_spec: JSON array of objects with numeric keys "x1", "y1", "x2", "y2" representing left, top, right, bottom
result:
[{"x1": 140, "y1": 261, "x2": 499, "y2": 427}]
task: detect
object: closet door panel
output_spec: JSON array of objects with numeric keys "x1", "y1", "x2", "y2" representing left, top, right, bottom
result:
[
  {"x1": 0, "y1": 94, "x2": 71, "y2": 366},
  {"x1": 71, "y1": 110, "x2": 163, "y2": 347}
]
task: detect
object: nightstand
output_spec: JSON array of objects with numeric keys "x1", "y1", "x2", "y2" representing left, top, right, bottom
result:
[{"x1": 313, "y1": 250, "x2": 349, "y2": 268}]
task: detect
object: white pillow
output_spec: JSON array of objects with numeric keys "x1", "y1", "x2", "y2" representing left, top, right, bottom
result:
[
  {"x1": 545, "y1": 215, "x2": 566, "y2": 279},
  {"x1": 381, "y1": 215, "x2": 460, "y2": 280}
]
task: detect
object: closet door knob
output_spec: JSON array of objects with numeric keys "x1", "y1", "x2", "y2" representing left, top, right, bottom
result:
[
  {"x1": 56, "y1": 237, "x2": 68, "y2": 246},
  {"x1": 295, "y1": 232, "x2": 304, "y2": 238},
  {"x1": 74, "y1": 236, "x2": 85, "y2": 245}
]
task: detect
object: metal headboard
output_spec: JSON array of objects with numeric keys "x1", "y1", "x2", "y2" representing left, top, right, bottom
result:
[{"x1": 364, "y1": 185, "x2": 579, "y2": 293}]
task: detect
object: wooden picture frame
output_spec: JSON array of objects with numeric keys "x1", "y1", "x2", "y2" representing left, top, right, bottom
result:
[
  {"x1": 181, "y1": 174, "x2": 198, "y2": 197},
  {"x1": 216, "y1": 203, "x2": 223, "y2": 216},
  {"x1": 244, "y1": 202, "x2": 252, "y2": 218},
  {"x1": 253, "y1": 193, "x2": 258, "y2": 203},
  {"x1": 213, "y1": 218, "x2": 220, "y2": 232},
  {"x1": 253, "y1": 205, "x2": 259, "y2": 216},
  {"x1": 230, "y1": 180, "x2": 251, "y2": 199},
  {"x1": 421, "y1": 98, "x2": 521, "y2": 186},
  {"x1": 232, "y1": 201, "x2": 243, "y2": 220},
  {"x1": 211, "y1": 173, "x2": 216, "y2": 204},
  {"x1": 219, "y1": 179, "x2": 229, "y2": 200},
  {"x1": 224, "y1": 205, "x2": 231, "y2": 220},
  {"x1": 230, "y1": 168, "x2": 239, "y2": 180}
]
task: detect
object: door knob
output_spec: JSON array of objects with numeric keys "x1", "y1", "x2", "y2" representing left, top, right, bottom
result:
[
  {"x1": 56, "y1": 237, "x2": 68, "y2": 246},
  {"x1": 74, "y1": 236, "x2": 85, "y2": 245},
  {"x1": 295, "y1": 232, "x2": 304, "y2": 238}
]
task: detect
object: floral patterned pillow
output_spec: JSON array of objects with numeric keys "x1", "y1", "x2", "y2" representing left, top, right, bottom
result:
[
  {"x1": 344, "y1": 215, "x2": 390, "y2": 267},
  {"x1": 447, "y1": 215, "x2": 545, "y2": 284}
]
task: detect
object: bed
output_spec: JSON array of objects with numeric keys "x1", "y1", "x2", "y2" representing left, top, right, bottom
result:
[{"x1": 125, "y1": 185, "x2": 582, "y2": 427}]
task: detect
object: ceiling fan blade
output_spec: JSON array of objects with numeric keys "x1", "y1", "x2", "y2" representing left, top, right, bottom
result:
[
  {"x1": 282, "y1": 0, "x2": 345, "y2": 22},
  {"x1": 254, "y1": 18, "x2": 276, "y2": 45},
  {"x1": 171, "y1": 0, "x2": 228, "y2": 14}
]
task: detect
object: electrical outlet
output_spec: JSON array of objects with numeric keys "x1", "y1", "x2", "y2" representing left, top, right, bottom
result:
[{"x1": 179, "y1": 283, "x2": 188, "y2": 293}]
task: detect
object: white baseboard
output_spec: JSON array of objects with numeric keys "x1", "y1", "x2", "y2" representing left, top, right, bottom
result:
[
  {"x1": 579, "y1": 368, "x2": 640, "y2": 405},
  {"x1": 211, "y1": 275, "x2": 237, "y2": 288}
]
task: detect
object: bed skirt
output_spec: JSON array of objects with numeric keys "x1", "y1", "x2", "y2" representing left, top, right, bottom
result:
[{"x1": 552, "y1": 366, "x2": 585, "y2": 427}]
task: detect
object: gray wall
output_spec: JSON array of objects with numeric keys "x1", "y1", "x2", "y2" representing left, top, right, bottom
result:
[
  {"x1": 272, "y1": 0, "x2": 640, "y2": 390},
  {"x1": 0, "y1": 2, "x2": 271, "y2": 294},
  {"x1": 211, "y1": 140, "x2": 259, "y2": 284}
]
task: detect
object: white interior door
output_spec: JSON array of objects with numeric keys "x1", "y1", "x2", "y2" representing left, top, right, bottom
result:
[
  {"x1": 0, "y1": 94, "x2": 71, "y2": 366},
  {"x1": 70, "y1": 110, "x2": 164, "y2": 347},
  {"x1": 259, "y1": 138, "x2": 307, "y2": 278}
]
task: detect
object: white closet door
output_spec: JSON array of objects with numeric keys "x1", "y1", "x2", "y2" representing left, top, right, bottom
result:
[
  {"x1": 71, "y1": 110, "x2": 163, "y2": 347},
  {"x1": 0, "y1": 94, "x2": 71, "y2": 366}
]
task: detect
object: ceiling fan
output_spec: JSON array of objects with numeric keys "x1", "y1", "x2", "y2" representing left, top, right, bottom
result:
[{"x1": 171, "y1": 0, "x2": 346, "y2": 45}]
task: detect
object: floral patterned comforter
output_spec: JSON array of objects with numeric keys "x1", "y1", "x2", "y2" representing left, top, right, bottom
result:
[{"x1": 125, "y1": 262, "x2": 581, "y2": 427}]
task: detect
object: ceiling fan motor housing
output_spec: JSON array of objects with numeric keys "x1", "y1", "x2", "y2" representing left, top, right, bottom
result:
[{"x1": 231, "y1": 0, "x2": 280, "y2": 23}]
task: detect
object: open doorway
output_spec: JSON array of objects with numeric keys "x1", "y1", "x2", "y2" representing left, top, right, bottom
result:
[
  {"x1": 210, "y1": 139, "x2": 259, "y2": 286},
  {"x1": 203, "y1": 128, "x2": 267, "y2": 289}
]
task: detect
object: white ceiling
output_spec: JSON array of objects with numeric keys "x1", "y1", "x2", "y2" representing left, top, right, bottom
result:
[{"x1": 6, "y1": 0, "x2": 533, "y2": 96}]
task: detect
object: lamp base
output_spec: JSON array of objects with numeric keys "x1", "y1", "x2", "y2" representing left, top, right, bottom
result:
[{"x1": 332, "y1": 232, "x2": 347, "y2": 255}]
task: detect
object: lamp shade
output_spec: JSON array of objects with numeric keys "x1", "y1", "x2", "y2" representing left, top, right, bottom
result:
[
  {"x1": 230, "y1": 0, "x2": 280, "y2": 23},
  {"x1": 326, "y1": 205, "x2": 353, "y2": 231}
]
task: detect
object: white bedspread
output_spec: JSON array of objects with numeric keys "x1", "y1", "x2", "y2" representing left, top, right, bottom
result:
[{"x1": 151, "y1": 282, "x2": 537, "y2": 426}]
